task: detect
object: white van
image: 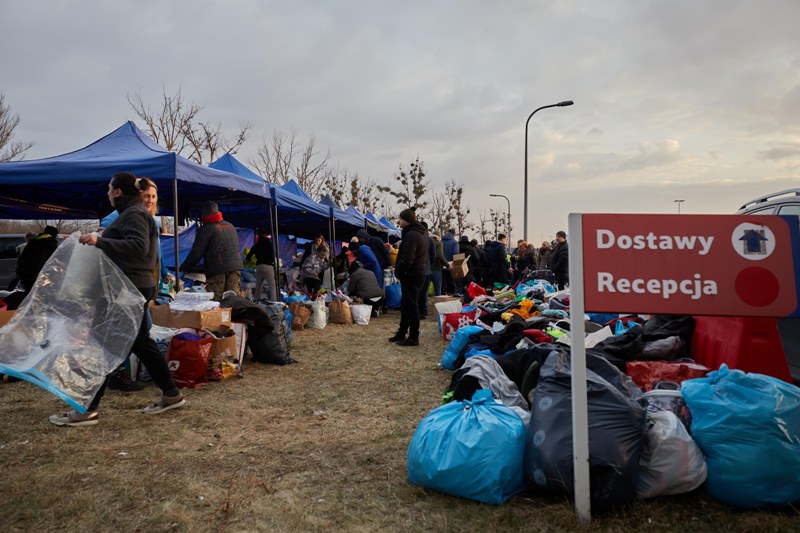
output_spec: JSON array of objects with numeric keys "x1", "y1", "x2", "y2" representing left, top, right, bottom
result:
[{"x1": 0, "y1": 234, "x2": 28, "y2": 290}]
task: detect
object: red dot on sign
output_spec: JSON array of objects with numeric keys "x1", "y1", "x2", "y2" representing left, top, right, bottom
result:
[{"x1": 735, "y1": 267, "x2": 780, "y2": 307}]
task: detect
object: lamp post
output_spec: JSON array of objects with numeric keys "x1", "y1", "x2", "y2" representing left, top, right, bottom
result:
[
  {"x1": 489, "y1": 193, "x2": 511, "y2": 244},
  {"x1": 524, "y1": 100, "x2": 574, "y2": 241},
  {"x1": 674, "y1": 199, "x2": 685, "y2": 214}
]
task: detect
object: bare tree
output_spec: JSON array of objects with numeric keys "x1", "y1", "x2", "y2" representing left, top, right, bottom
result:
[
  {"x1": 127, "y1": 86, "x2": 250, "y2": 164},
  {"x1": 444, "y1": 180, "x2": 472, "y2": 237},
  {"x1": 322, "y1": 167, "x2": 382, "y2": 213},
  {"x1": 426, "y1": 191, "x2": 453, "y2": 234},
  {"x1": 0, "y1": 93, "x2": 33, "y2": 162},
  {"x1": 377, "y1": 158, "x2": 429, "y2": 211},
  {"x1": 489, "y1": 209, "x2": 503, "y2": 238},
  {"x1": 251, "y1": 130, "x2": 332, "y2": 198},
  {"x1": 477, "y1": 210, "x2": 490, "y2": 243}
]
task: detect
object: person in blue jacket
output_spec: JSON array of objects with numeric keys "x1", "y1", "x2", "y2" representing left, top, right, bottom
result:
[{"x1": 349, "y1": 241, "x2": 383, "y2": 288}]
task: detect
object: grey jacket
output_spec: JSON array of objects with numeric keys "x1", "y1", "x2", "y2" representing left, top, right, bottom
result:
[
  {"x1": 181, "y1": 219, "x2": 243, "y2": 276},
  {"x1": 347, "y1": 266, "x2": 384, "y2": 300},
  {"x1": 96, "y1": 201, "x2": 158, "y2": 289}
]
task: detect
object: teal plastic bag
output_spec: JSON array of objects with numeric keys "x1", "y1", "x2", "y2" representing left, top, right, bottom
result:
[
  {"x1": 407, "y1": 389, "x2": 526, "y2": 504},
  {"x1": 682, "y1": 365, "x2": 800, "y2": 508}
]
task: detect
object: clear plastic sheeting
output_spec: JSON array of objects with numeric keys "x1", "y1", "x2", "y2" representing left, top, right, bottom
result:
[{"x1": 0, "y1": 233, "x2": 145, "y2": 412}]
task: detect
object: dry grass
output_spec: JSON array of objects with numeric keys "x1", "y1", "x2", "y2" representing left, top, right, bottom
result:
[{"x1": 0, "y1": 310, "x2": 797, "y2": 532}]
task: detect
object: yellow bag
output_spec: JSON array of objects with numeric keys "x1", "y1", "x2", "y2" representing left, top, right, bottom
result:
[{"x1": 329, "y1": 300, "x2": 352, "y2": 324}]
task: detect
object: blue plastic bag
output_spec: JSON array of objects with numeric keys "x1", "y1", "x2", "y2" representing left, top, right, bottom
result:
[
  {"x1": 442, "y1": 325, "x2": 483, "y2": 370},
  {"x1": 408, "y1": 389, "x2": 526, "y2": 504},
  {"x1": 682, "y1": 364, "x2": 800, "y2": 508},
  {"x1": 385, "y1": 283, "x2": 402, "y2": 309}
]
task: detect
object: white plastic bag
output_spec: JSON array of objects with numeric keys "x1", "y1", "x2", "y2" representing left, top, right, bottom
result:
[
  {"x1": 309, "y1": 298, "x2": 327, "y2": 329},
  {"x1": 0, "y1": 233, "x2": 145, "y2": 412},
  {"x1": 350, "y1": 304, "x2": 371, "y2": 325},
  {"x1": 637, "y1": 410, "x2": 707, "y2": 498}
]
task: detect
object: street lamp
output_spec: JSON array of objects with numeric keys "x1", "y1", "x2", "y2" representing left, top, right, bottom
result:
[
  {"x1": 524, "y1": 100, "x2": 574, "y2": 241},
  {"x1": 489, "y1": 193, "x2": 511, "y2": 244},
  {"x1": 674, "y1": 199, "x2": 685, "y2": 214}
]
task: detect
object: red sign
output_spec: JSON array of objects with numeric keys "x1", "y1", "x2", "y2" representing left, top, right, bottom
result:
[{"x1": 580, "y1": 214, "x2": 799, "y2": 317}]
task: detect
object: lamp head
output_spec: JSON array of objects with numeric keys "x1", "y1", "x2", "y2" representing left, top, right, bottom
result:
[{"x1": 557, "y1": 100, "x2": 574, "y2": 107}]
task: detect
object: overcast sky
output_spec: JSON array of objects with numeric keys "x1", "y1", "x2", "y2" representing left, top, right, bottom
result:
[{"x1": 3, "y1": 1, "x2": 799, "y2": 242}]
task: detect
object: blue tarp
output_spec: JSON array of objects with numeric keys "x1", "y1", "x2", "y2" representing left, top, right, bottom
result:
[{"x1": 0, "y1": 122, "x2": 270, "y2": 223}]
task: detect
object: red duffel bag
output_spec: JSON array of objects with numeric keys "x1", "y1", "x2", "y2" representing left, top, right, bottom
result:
[{"x1": 167, "y1": 331, "x2": 214, "y2": 388}]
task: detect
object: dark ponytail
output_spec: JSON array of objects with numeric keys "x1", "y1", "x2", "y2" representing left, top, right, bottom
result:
[{"x1": 109, "y1": 172, "x2": 144, "y2": 210}]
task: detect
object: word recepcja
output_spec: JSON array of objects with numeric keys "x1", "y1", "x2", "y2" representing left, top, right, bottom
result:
[{"x1": 597, "y1": 272, "x2": 718, "y2": 300}]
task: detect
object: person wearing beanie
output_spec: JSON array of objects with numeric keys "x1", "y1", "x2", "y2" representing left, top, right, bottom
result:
[
  {"x1": 15, "y1": 225, "x2": 60, "y2": 293},
  {"x1": 180, "y1": 201, "x2": 243, "y2": 301},
  {"x1": 389, "y1": 207, "x2": 429, "y2": 346},
  {"x1": 440, "y1": 228, "x2": 459, "y2": 294},
  {"x1": 548, "y1": 230, "x2": 569, "y2": 289}
]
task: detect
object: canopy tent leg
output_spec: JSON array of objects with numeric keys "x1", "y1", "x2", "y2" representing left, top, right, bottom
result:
[
  {"x1": 172, "y1": 178, "x2": 181, "y2": 291},
  {"x1": 269, "y1": 188, "x2": 281, "y2": 299}
]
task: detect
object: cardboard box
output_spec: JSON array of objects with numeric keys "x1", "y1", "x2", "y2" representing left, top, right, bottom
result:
[
  {"x1": 0, "y1": 310, "x2": 15, "y2": 327},
  {"x1": 450, "y1": 253, "x2": 469, "y2": 279},
  {"x1": 433, "y1": 295, "x2": 460, "y2": 304},
  {"x1": 150, "y1": 305, "x2": 232, "y2": 330}
]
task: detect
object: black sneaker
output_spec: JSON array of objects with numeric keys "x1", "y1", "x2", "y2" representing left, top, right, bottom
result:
[
  {"x1": 397, "y1": 338, "x2": 419, "y2": 346},
  {"x1": 107, "y1": 369, "x2": 145, "y2": 392},
  {"x1": 388, "y1": 332, "x2": 406, "y2": 343}
]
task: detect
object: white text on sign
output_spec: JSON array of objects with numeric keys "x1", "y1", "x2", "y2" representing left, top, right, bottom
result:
[{"x1": 596, "y1": 229, "x2": 715, "y2": 256}]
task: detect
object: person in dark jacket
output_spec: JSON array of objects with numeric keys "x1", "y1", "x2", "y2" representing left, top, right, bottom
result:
[
  {"x1": 347, "y1": 260, "x2": 384, "y2": 315},
  {"x1": 245, "y1": 228, "x2": 277, "y2": 301},
  {"x1": 484, "y1": 234, "x2": 511, "y2": 287},
  {"x1": 389, "y1": 207, "x2": 429, "y2": 346},
  {"x1": 356, "y1": 229, "x2": 391, "y2": 271},
  {"x1": 180, "y1": 201, "x2": 243, "y2": 301},
  {"x1": 457, "y1": 235, "x2": 480, "y2": 288},
  {"x1": 417, "y1": 221, "x2": 434, "y2": 319},
  {"x1": 15, "y1": 225, "x2": 59, "y2": 291},
  {"x1": 430, "y1": 232, "x2": 449, "y2": 296},
  {"x1": 536, "y1": 240, "x2": 553, "y2": 271},
  {"x1": 471, "y1": 239, "x2": 486, "y2": 287},
  {"x1": 441, "y1": 229, "x2": 459, "y2": 294},
  {"x1": 548, "y1": 230, "x2": 569, "y2": 290},
  {"x1": 49, "y1": 172, "x2": 185, "y2": 427}
]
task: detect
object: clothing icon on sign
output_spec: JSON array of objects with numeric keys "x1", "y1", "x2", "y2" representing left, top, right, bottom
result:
[
  {"x1": 739, "y1": 229, "x2": 768, "y2": 255},
  {"x1": 730, "y1": 223, "x2": 775, "y2": 261}
]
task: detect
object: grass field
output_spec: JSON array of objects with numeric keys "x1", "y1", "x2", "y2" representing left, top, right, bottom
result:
[{"x1": 0, "y1": 310, "x2": 796, "y2": 532}]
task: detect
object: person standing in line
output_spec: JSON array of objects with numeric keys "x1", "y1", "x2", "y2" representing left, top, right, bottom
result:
[
  {"x1": 180, "y1": 201, "x2": 243, "y2": 302},
  {"x1": 49, "y1": 172, "x2": 185, "y2": 427},
  {"x1": 246, "y1": 228, "x2": 277, "y2": 301},
  {"x1": 536, "y1": 240, "x2": 553, "y2": 271},
  {"x1": 548, "y1": 230, "x2": 569, "y2": 290},
  {"x1": 417, "y1": 221, "x2": 434, "y2": 319},
  {"x1": 429, "y1": 231, "x2": 449, "y2": 297},
  {"x1": 389, "y1": 207, "x2": 428, "y2": 347},
  {"x1": 484, "y1": 233, "x2": 512, "y2": 288},
  {"x1": 441, "y1": 228, "x2": 459, "y2": 294}
]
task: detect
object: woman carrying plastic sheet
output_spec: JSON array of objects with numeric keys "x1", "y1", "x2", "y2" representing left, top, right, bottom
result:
[{"x1": 48, "y1": 172, "x2": 186, "y2": 427}]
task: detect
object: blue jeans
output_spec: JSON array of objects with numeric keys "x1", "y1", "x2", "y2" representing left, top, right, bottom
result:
[{"x1": 430, "y1": 271, "x2": 443, "y2": 296}]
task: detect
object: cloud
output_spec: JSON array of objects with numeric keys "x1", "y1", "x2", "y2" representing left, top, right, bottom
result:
[
  {"x1": 756, "y1": 142, "x2": 800, "y2": 161},
  {"x1": 619, "y1": 139, "x2": 681, "y2": 171}
]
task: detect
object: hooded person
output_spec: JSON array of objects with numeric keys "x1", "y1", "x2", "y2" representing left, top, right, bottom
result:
[
  {"x1": 356, "y1": 229, "x2": 391, "y2": 271},
  {"x1": 180, "y1": 201, "x2": 243, "y2": 301},
  {"x1": 429, "y1": 231, "x2": 449, "y2": 296},
  {"x1": 349, "y1": 240, "x2": 383, "y2": 288},
  {"x1": 484, "y1": 233, "x2": 511, "y2": 287},
  {"x1": 15, "y1": 225, "x2": 59, "y2": 292},
  {"x1": 389, "y1": 207, "x2": 429, "y2": 346}
]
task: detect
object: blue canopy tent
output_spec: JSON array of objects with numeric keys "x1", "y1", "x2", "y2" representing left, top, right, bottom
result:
[
  {"x1": 379, "y1": 216, "x2": 402, "y2": 241},
  {"x1": 0, "y1": 122, "x2": 272, "y2": 275}
]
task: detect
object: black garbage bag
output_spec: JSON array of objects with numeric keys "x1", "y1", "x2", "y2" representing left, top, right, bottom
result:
[
  {"x1": 255, "y1": 302, "x2": 295, "y2": 365},
  {"x1": 524, "y1": 351, "x2": 647, "y2": 512}
]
